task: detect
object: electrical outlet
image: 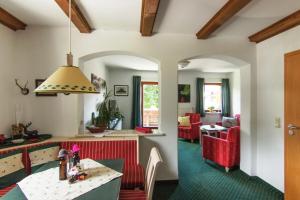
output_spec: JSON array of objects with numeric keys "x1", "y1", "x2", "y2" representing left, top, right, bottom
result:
[{"x1": 275, "y1": 117, "x2": 281, "y2": 128}]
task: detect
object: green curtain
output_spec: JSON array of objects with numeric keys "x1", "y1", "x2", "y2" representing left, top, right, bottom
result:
[
  {"x1": 222, "y1": 79, "x2": 231, "y2": 117},
  {"x1": 131, "y1": 76, "x2": 141, "y2": 129},
  {"x1": 196, "y1": 78, "x2": 205, "y2": 117}
]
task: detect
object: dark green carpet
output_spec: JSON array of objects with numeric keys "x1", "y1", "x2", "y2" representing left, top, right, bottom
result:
[{"x1": 153, "y1": 140, "x2": 284, "y2": 200}]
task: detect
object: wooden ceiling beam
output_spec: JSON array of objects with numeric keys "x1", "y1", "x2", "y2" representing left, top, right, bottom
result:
[
  {"x1": 55, "y1": 0, "x2": 92, "y2": 33},
  {"x1": 196, "y1": 0, "x2": 252, "y2": 39},
  {"x1": 249, "y1": 10, "x2": 300, "y2": 43},
  {"x1": 0, "y1": 7, "x2": 26, "y2": 31},
  {"x1": 140, "y1": 0, "x2": 160, "y2": 36}
]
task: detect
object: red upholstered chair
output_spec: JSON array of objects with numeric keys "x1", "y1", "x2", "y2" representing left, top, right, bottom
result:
[
  {"x1": 202, "y1": 126, "x2": 240, "y2": 172},
  {"x1": 178, "y1": 113, "x2": 202, "y2": 143},
  {"x1": 120, "y1": 147, "x2": 163, "y2": 200}
]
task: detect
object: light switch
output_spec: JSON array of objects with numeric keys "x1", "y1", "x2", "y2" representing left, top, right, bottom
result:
[{"x1": 275, "y1": 117, "x2": 281, "y2": 128}]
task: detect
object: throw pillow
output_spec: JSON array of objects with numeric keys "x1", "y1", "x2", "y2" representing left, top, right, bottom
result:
[
  {"x1": 222, "y1": 117, "x2": 238, "y2": 128},
  {"x1": 178, "y1": 116, "x2": 191, "y2": 127}
]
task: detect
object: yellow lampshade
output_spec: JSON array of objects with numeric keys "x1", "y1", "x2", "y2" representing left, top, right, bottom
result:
[{"x1": 34, "y1": 66, "x2": 98, "y2": 94}]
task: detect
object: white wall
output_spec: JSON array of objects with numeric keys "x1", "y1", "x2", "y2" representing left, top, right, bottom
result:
[
  {"x1": 256, "y1": 26, "x2": 300, "y2": 192},
  {"x1": 83, "y1": 60, "x2": 109, "y2": 126},
  {"x1": 229, "y1": 70, "x2": 241, "y2": 115},
  {"x1": 6, "y1": 26, "x2": 256, "y2": 181},
  {"x1": 0, "y1": 25, "x2": 16, "y2": 137},
  {"x1": 177, "y1": 71, "x2": 230, "y2": 116},
  {"x1": 107, "y1": 68, "x2": 158, "y2": 129}
]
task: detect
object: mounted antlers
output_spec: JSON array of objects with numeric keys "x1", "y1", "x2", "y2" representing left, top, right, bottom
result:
[{"x1": 15, "y1": 79, "x2": 29, "y2": 95}]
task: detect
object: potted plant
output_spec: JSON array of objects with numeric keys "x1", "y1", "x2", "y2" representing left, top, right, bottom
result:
[{"x1": 86, "y1": 91, "x2": 124, "y2": 133}]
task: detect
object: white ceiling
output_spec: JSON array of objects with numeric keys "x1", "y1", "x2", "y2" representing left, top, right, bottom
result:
[
  {"x1": 94, "y1": 55, "x2": 158, "y2": 71},
  {"x1": 179, "y1": 58, "x2": 238, "y2": 73},
  {"x1": 0, "y1": 0, "x2": 300, "y2": 37}
]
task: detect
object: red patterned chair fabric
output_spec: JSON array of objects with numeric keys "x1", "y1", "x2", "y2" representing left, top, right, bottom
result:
[
  {"x1": 178, "y1": 113, "x2": 202, "y2": 142},
  {"x1": 119, "y1": 189, "x2": 147, "y2": 200},
  {"x1": 202, "y1": 126, "x2": 240, "y2": 171},
  {"x1": 121, "y1": 164, "x2": 145, "y2": 189},
  {"x1": 0, "y1": 184, "x2": 16, "y2": 197}
]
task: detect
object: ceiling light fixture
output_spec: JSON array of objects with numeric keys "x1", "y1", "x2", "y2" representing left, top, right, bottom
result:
[
  {"x1": 178, "y1": 60, "x2": 190, "y2": 69},
  {"x1": 34, "y1": 0, "x2": 97, "y2": 94}
]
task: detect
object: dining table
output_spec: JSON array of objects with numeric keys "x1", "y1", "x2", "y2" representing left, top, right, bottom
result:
[{"x1": 2, "y1": 159, "x2": 124, "y2": 200}]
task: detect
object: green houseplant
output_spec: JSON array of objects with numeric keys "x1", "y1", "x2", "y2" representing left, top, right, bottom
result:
[{"x1": 87, "y1": 91, "x2": 124, "y2": 133}]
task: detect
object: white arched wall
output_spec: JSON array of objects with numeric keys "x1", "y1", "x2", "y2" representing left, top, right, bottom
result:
[
  {"x1": 77, "y1": 51, "x2": 161, "y2": 131},
  {"x1": 178, "y1": 55, "x2": 256, "y2": 175},
  {"x1": 10, "y1": 26, "x2": 257, "y2": 180}
]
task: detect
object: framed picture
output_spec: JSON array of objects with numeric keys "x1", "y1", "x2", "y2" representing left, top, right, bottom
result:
[
  {"x1": 35, "y1": 79, "x2": 57, "y2": 97},
  {"x1": 114, "y1": 85, "x2": 129, "y2": 96},
  {"x1": 91, "y1": 73, "x2": 106, "y2": 94},
  {"x1": 178, "y1": 84, "x2": 190, "y2": 103}
]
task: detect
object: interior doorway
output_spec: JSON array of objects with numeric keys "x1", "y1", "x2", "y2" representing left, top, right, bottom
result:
[{"x1": 284, "y1": 49, "x2": 300, "y2": 199}]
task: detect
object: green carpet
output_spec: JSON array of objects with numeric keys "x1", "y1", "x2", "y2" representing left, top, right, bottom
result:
[{"x1": 153, "y1": 139, "x2": 284, "y2": 200}]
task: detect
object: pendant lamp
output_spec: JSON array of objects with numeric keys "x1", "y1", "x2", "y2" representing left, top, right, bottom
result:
[{"x1": 34, "y1": 0, "x2": 97, "y2": 94}]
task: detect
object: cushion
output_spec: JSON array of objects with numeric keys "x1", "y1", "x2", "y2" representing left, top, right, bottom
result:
[
  {"x1": 222, "y1": 117, "x2": 238, "y2": 128},
  {"x1": 178, "y1": 116, "x2": 191, "y2": 127},
  {"x1": 28, "y1": 143, "x2": 60, "y2": 172},
  {"x1": 121, "y1": 164, "x2": 145, "y2": 189},
  {"x1": 0, "y1": 150, "x2": 27, "y2": 189},
  {"x1": 0, "y1": 184, "x2": 16, "y2": 197}
]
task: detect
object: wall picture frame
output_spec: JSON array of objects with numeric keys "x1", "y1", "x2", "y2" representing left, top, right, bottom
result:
[
  {"x1": 35, "y1": 79, "x2": 57, "y2": 97},
  {"x1": 114, "y1": 85, "x2": 129, "y2": 96},
  {"x1": 178, "y1": 84, "x2": 190, "y2": 103}
]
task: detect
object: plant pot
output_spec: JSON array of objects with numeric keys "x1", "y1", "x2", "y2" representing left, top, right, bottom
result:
[{"x1": 86, "y1": 125, "x2": 107, "y2": 133}]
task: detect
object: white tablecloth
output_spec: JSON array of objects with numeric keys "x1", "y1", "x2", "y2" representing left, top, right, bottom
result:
[{"x1": 17, "y1": 158, "x2": 123, "y2": 200}]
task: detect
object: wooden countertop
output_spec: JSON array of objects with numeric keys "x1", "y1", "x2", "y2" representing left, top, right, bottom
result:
[{"x1": 0, "y1": 130, "x2": 164, "y2": 152}]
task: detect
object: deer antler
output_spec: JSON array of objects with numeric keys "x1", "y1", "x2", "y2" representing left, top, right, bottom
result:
[{"x1": 15, "y1": 79, "x2": 22, "y2": 89}]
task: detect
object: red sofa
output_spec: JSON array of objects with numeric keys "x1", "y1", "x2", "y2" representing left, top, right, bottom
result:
[
  {"x1": 202, "y1": 126, "x2": 240, "y2": 172},
  {"x1": 178, "y1": 113, "x2": 202, "y2": 143}
]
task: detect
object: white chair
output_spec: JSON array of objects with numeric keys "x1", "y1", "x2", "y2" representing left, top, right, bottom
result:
[{"x1": 119, "y1": 147, "x2": 163, "y2": 200}]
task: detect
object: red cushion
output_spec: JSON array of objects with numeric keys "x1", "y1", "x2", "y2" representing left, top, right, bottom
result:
[
  {"x1": 0, "y1": 184, "x2": 16, "y2": 197},
  {"x1": 122, "y1": 164, "x2": 145, "y2": 189},
  {"x1": 135, "y1": 127, "x2": 152, "y2": 134},
  {"x1": 119, "y1": 189, "x2": 147, "y2": 200}
]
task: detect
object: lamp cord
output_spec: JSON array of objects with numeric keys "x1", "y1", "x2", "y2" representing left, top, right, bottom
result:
[{"x1": 69, "y1": 0, "x2": 72, "y2": 54}]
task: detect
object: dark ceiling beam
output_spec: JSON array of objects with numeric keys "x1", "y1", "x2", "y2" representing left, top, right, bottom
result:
[
  {"x1": 55, "y1": 0, "x2": 92, "y2": 33},
  {"x1": 196, "y1": 0, "x2": 252, "y2": 39},
  {"x1": 249, "y1": 10, "x2": 300, "y2": 43},
  {"x1": 0, "y1": 7, "x2": 26, "y2": 31},
  {"x1": 140, "y1": 0, "x2": 160, "y2": 36}
]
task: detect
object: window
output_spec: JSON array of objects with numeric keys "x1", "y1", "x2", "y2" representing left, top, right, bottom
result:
[
  {"x1": 142, "y1": 82, "x2": 159, "y2": 127},
  {"x1": 204, "y1": 83, "x2": 222, "y2": 112}
]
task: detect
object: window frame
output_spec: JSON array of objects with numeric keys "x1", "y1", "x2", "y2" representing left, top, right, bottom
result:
[
  {"x1": 204, "y1": 83, "x2": 222, "y2": 113},
  {"x1": 141, "y1": 81, "x2": 159, "y2": 128}
]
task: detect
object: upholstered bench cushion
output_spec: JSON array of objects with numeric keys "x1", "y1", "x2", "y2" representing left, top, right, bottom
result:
[
  {"x1": 0, "y1": 150, "x2": 27, "y2": 189},
  {"x1": 0, "y1": 184, "x2": 16, "y2": 197},
  {"x1": 121, "y1": 164, "x2": 145, "y2": 189},
  {"x1": 119, "y1": 189, "x2": 147, "y2": 200},
  {"x1": 28, "y1": 143, "x2": 60, "y2": 172}
]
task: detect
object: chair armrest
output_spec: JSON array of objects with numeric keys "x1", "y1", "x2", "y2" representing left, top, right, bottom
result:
[
  {"x1": 191, "y1": 122, "x2": 201, "y2": 127},
  {"x1": 220, "y1": 131, "x2": 227, "y2": 139}
]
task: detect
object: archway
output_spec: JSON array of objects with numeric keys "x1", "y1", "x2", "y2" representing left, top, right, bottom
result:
[{"x1": 177, "y1": 54, "x2": 255, "y2": 176}]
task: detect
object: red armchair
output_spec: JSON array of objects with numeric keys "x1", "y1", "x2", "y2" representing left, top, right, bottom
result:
[
  {"x1": 178, "y1": 113, "x2": 202, "y2": 143},
  {"x1": 202, "y1": 126, "x2": 240, "y2": 172}
]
